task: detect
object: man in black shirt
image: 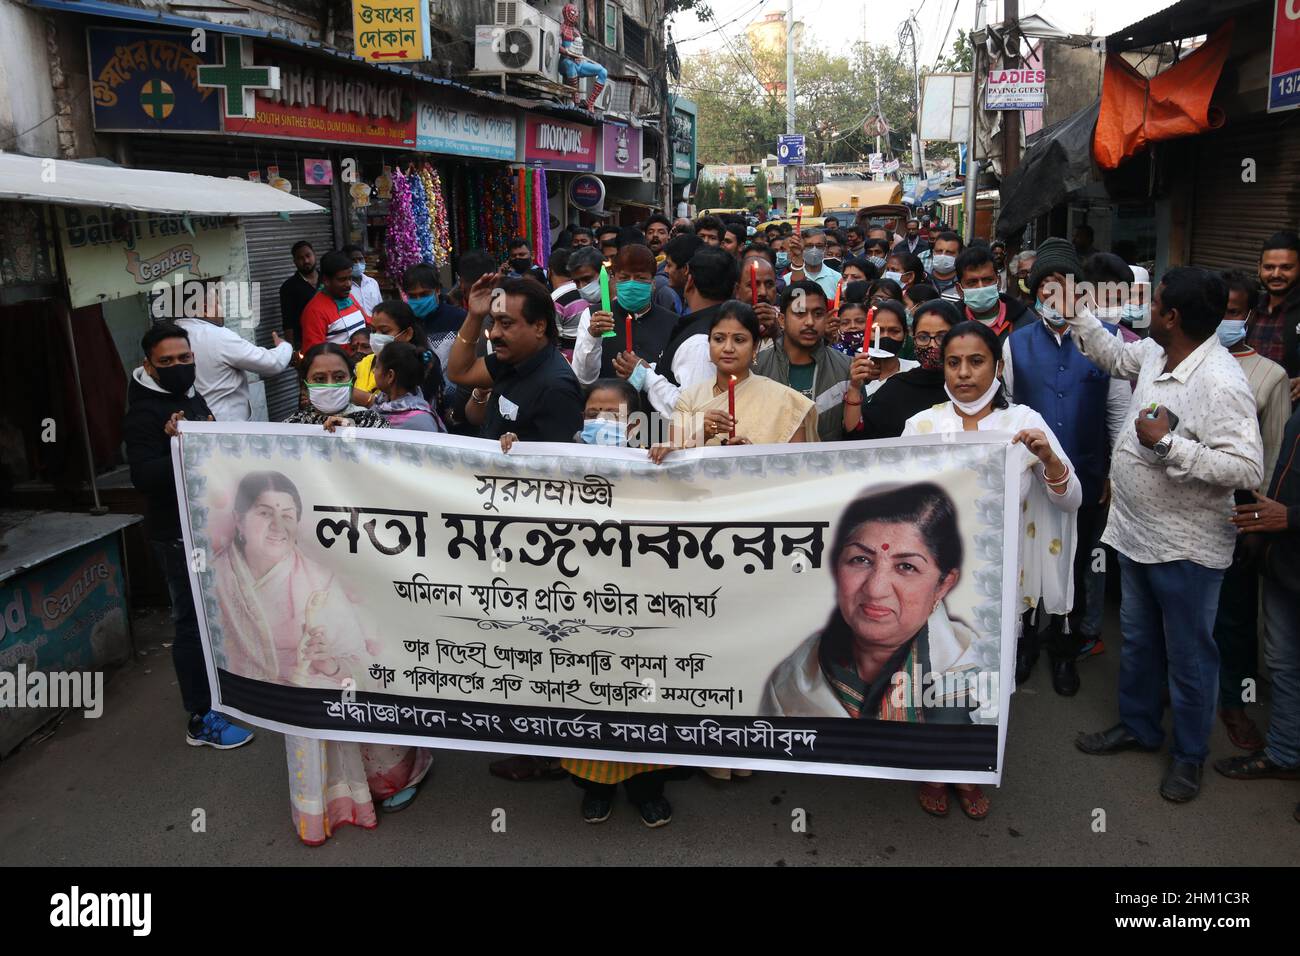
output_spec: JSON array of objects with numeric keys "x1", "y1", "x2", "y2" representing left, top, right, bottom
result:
[
  {"x1": 277, "y1": 240, "x2": 318, "y2": 345},
  {"x1": 448, "y1": 274, "x2": 584, "y2": 446}
]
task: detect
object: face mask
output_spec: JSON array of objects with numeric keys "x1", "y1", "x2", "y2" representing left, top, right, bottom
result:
[
  {"x1": 406, "y1": 295, "x2": 437, "y2": 318},
  {"x1": 874, "y1": 335, "x2": 904, "y2": 355},
  {"x1": 579, "y1": 280, "x2": 602, "y2": 304},
  {"x1": 307, "y1": 382, "x2": 352, "y2": 415},
  {"x1": 155, "y1": 363, "x2": 196, "y2": 396},
  {"x1": 945, "y1": 378, "x2": 1003, "y2": 415},
  {"x1": 616, "y1": 279, "x2": 653, "y2": 313},
  {"x1": 916, "y1": 343, "x2": 942, "y2": 371},
  {"x1": 369, "y1": 332, "x2": 395, "y2": 354},
  {"x1": 1036, "y1": 299, "x2": 1068, "y2": 329},
  {"x1": 824, "y1": 257, "x2": 843, "y2": 273},
  {"x1": 868, "y1": 256, "x2": 887, "y2": 270},
  {"x1": 332, "y1": 294, "x2": 354, "y2": 310},
  {"x1": 510, "y1": 257, "x2": 533, "y2": 274},
  {"x1": 963, "y1": 284, "x2": 1001, "y2": 315},
  {"x1": 931, "y1": 254, "x2": 956, "y2": 274},
  {"x1": 883, "y1": 270, "x2": 904, "y2": 285},
  {"x1": 803, "y1": 247, "x2": 825, "y2": 269},
  {"x1": 1216, "y1": 319, "x2": 1247, "y2": 348},
  {"x1": 580, "y1": 417, "x2": 627, "y2": 446},
  {"x1": 1120, "y1": 303, "x2": 1148, "y2": 326},
  {"x1": 351, "y1": 262, "x2": 365, "y2": 279},
  {"x1": 776, "y1": 252, "x2": 790, "y2": 270}
]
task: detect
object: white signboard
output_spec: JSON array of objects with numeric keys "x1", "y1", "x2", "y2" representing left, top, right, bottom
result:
[
  {"x1": 868, "y1": 152, "x2": 884, "y2": 173},
  {"x1": 920, "y1": 73, "x2": 972, "y2": 143},
  {"x1": 985, "y1": 69, "x2": 1046, "y2": 110}
]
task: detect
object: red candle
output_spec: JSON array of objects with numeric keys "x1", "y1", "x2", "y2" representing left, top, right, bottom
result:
[
  {"x1": 625, "y1": 315, "x2": 633, "y2": 352},
  {"x1": 864, "y1": 305, "x2": 875, "y2": 352},
  {"x1": 833, "y1": 279, "x2": 843, "y2": 314},
  {"x1": 750, "y1": 260, "x2": 758, "y2": 306},
  {"x1": 728, "y1": 374, "x2": 737, "y2": 439}
]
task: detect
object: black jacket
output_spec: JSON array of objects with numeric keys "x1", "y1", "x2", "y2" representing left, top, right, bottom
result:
[
  {"x1": 1262, "y1": 404, "x2": 1300, "y2": 592},
  {"x1": 856, "y1": 365, "x2": 947, "y2": 440},
  {"x1": 122, "y1": 370, "x2": 213, "y2": 541}
]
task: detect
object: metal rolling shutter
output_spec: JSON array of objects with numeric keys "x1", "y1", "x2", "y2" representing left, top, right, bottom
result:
[
  {"x1": 244, "y1": 196, "x2": 335, "y2": 421},
  {"x1": 1189, "y1": 115, "x2": 1300, "y2": 273}
]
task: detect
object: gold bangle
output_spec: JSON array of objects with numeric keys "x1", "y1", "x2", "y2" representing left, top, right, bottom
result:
[
  {"x1": 470, "y1": 390, "x2": 490, "y2": 405},
  {"x1": 456, "y1": 332, "x2": 475, "y2": 346}
]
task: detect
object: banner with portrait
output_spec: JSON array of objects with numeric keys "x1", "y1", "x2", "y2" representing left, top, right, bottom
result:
[{"x1": 174, "y1": 425, "x2": 1020, "y2": 783}]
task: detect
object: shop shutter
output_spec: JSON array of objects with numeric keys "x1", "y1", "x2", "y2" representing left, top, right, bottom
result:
[
  {"x1": 1189, "y1": 115, "x2": 1300, "y2": 273},
  {"x1": 243, "y1": 195, "x2": 335, "y2": 422}
]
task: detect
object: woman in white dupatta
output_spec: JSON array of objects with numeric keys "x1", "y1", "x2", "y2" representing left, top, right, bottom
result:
[
  {"x1": 213, "y1": 468, "x2": 431, "y2": 846},
  {"x1": 902, "y1": 320, "x2": 1081, "y2": 819}
]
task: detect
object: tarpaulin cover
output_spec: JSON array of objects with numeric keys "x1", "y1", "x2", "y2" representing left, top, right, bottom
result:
[
  {"x1": 1093, "y1": 21, "x2": 1234, "y2": 170},
  {"x1": 995, "y1": 100, "x2": 1100, "y2": 237}
]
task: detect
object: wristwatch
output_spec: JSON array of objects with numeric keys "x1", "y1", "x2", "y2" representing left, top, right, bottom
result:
[{"x1": 1153, "y1": 433, "x2": 1174, "y2": 459}]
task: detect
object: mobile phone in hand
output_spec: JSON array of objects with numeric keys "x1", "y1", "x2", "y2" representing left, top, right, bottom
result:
[{"x1": 1233, "y1": 489, "x2": 1257, "y2": 507}]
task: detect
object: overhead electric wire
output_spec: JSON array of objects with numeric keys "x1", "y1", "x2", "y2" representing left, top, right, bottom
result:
[{"x1": 673, "y1": 0, "x2": 767, "y2": 45}]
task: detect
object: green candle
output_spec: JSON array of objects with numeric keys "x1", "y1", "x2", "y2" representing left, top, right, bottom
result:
[{"x1": 599, "y1": 266, "x2": 615, "y2": 337}]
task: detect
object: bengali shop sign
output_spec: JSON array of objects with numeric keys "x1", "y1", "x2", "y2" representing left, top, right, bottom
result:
[
  {"x1": 523, "y1": 114, "x2": 596, "y2": 171},
  {"x1": 175, "y1": 426, "x2": 1018, "y2": 782},
  {"x1": 350, "y1": 0, "x2": 430, "y2": 63},
  {"x1": 416, "y1": 98, "x2": 517, "y2": 160},
  {"x1": 223, "y1": 50, "x2": 415, "y2": 147}
]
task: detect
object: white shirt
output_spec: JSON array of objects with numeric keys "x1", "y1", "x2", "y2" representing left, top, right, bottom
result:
[
  {"x1": 1065, "y1": 308, "x2": 1263, "y2": 569},
  {"x1": 641, "y1": 335, "x2": 715, "y2": 418},
  {"x1": 570, "y1": 298, "x2": 607, "y2": 387},
  {"x1": 350, "y1": 273, "x2": 382, "y2": 314},
  {"x1": 176, "y1": 317, "x2": 293, "y2": 422},
  {"x1": 903, "y1": 400, "x2": 1082, "y2": 614},
  {"x1": 863, "y1": 357, "x2": 919, "y2": 397},
  {"x1": 1000, "y1": 322, "x2": 1131, "y2": 453}
]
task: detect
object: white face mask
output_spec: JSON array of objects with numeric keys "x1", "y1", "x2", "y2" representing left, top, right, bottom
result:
[
  {"x1": 945, "y1": 378, "x2": 1002, "y2": 416},
  {"x1": 307, "y1": 383, "x2": 352, "y2": 414},
  {"x1": 369, "y1": 332, "x2": 395, "y2": 353},
  {"x1": 579, "y1": 280, "x2": 602, "y2": 304}
]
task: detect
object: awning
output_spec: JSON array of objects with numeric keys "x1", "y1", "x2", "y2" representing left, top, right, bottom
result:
[
  {"x1": 996, "y1": 99, "x2": 1100, "y2": 237},
  {"x1": 1105, "y1": 0, "x2": 1259, "y2": 53},
  {"x1": 0, "y1": 153, "x2": 326, "y2": 215}
]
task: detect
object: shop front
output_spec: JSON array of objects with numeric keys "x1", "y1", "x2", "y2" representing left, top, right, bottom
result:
[
  {"x1": 524, "y1": 112, "x2": 598, "y2": 240},
  {"x1": 597, "y1": 121, "x2": 657, "y2": 226}
]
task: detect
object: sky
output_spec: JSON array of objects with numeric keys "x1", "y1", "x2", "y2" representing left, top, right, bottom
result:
[{"x1": 672, "y1": 0, "x2": 1178, "y2": 67}]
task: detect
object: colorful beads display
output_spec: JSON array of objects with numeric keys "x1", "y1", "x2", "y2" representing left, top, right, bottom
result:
[
  {"x1": 418, "y1": 164, "x2": 452, "y2": 267},
  {"x1": 385, "y1": 167, "x2": 421, "y2": 281},
  {"x1": 408, "y1": 170, "x2": 434, "y2": 264}
]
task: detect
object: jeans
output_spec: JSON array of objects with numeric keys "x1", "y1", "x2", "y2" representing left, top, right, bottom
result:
[
  {"x1": 1211, "y1": 551, "x2": 1259, "y2": 710},
  {"x1": 1261, "y1": 579, "x2": 1300, "y2": 768},
  {"x1": 1116, "y1": 554, "x2": 1224, "y2": 764},
  {"x1": 150, "y1": 539, "x2": 211, "y2": 717},
  {"x1": 1075, "y1": 503, "x2": 1108, "y2": 637}
]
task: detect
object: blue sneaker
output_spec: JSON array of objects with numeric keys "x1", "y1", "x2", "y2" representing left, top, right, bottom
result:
[{"x1": 186, "y1": 711, "x2": 255, "y2": 750}]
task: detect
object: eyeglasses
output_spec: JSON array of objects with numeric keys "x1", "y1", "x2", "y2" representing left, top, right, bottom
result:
[{"x1": 912, "y1": 332, "x2": 947, "y2": 347}]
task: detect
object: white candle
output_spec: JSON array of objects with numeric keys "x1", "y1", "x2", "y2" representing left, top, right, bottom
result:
[{"x1": 873, "y1": 325, "x2": 881, "y2": 351}]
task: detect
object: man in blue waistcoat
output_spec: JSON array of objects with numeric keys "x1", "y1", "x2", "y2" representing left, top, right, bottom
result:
[{"x1": 1002, "y1": 237, "x2": 1132, "y2": 696}]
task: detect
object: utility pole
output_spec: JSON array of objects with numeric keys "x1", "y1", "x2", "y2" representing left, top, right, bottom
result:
[
  {"x1": 785, "y1": 0, "x2": 797, "y2": 216},
  {"x1": 1001, "y1": 0, "x2": 1021, "y2": 181},
  {"x1": 905, "y1": 15, "x2": 926, "y2": 177},
  {"x1": 660, "y1": 11, "x2": 672, "y2": 215},
  {"x1": 962, "y1": 0, "x2": 985, "y2": 243}
]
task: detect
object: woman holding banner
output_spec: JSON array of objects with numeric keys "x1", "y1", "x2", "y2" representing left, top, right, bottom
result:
[
  {"x1": 213, "y1": 467, "x2": 432, "y2": 842},
  {"x1": 648, "y1": 301, "x2": 816, "y2": 463}
]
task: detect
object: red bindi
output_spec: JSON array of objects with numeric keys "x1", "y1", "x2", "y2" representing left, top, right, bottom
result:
[{"x1": 880, "y1": 543, "x2": 889, "y2": 551}]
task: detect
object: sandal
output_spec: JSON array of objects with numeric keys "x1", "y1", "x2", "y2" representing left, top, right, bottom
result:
[
  {"x1": 380, "y1": 785, "x2": 419, "y2": 814},
  {"x1": 488, "y1": 755, "x2": 567, "y2": 782},
  {"x1": 1219, "y1": 710, "x2": 1266, "y2": 752},
  {"x1": 917, "y1": 782, "x2": 949, "y2": 816},
  {"x1": 954, "y1": 784, "x2": 990, "y2": 820},
  {"x1": 1213, "y1": 752, "x2": 1300, "y2": 781}
]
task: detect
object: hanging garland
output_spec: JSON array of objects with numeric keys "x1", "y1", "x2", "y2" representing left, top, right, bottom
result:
[
  {"x1": 418, "y1": 164, "x2": 452, "y2": 267},
  {"x1": 408, "y1": 167, "x2": 434, "y2": 264},
  {"x1": 534, "y1": 168, "x2": 550, "y2": 268},
  {"x1": 385, "y1": 167, "x2": 421, "y2": 281}
]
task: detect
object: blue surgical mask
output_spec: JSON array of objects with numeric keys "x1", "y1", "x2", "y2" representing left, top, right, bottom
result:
[
  {"x1": 616, "y1": 279, "x2": 653, "y2": 313},
  {"x1": 1216, "y1": 318, "x2": 1247, "y2": 348},
  {"x1": 776, "y1": 252, "x2": 790, "y2": 270},
  {"x1": 963, "y1": 284, "x2": 1001, "y2": 315},
  {"x1": 868, "y1": 256, "x2": 886, "y2": 270},
  {"x1": 579, "y1": 280, "x2": 602, "y2": 304},
  {"x1": 406, "y1": 294, "x2": 437, "y2": 318},
  {"x1": 803, "y1": 247, "x2": 825, "y2": 269},
  {"x1": 580, "y1": 417, "x2": 627, "y2": 446},
  {"x1": 351, "y1": 262, "x2": 365, "y2": 279},
  {"x1": 931, "y1": 254, "x2": 956, "y2": 274},
  {"x1": 1036, "y1": 298, "x2": 1067, "y2": 329},
  {"x1": 883, "y1": 270, "x2": 904, "y2": 285}
]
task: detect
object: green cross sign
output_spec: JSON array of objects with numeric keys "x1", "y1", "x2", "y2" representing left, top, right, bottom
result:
[
  {"x1": 139, "y1": 80, "x2": 174, "y2": 120},
  {"x1": 197, "y1": 36, "x2": 280, "y2": 119}
]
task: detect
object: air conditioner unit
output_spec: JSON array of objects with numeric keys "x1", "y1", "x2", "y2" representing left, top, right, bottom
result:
[
  {"x1": 494, "y1": 0, "x2": 544, "y2": 26},
  {"x1": 474, "y1": 17, "x2": 562, "y2": 80}
]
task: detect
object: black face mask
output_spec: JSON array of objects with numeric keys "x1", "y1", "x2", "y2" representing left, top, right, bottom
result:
[
  {"x1": 155, "y1": 363, "x2": 196, "y2": 396},
  {"x1": 875, "y1": 335, "x2": 905, "y2": 355},
  {"x1": 510, "y1": 257, "x2": 532, "y2": 274},
  {"x1": 825, "y1": 257, "x2": 843, "y2": 273}
]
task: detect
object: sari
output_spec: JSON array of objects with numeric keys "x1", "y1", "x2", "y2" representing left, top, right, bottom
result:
[
  {"x1": 212, "y1": 543, "x2": 432, "y2": 845},
  {"x1": 674, "y1": 372, "x2": 817, "y2": 446}
]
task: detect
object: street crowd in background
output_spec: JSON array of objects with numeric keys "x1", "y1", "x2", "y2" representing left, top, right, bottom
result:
[{"x1": 122, "y1": 202, "x2": 1300, "y2": 844}]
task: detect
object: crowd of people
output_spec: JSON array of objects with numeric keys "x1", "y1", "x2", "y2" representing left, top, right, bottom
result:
[{"x1": 122, "y1": 205, "x2": 1300, "y2": 843}]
